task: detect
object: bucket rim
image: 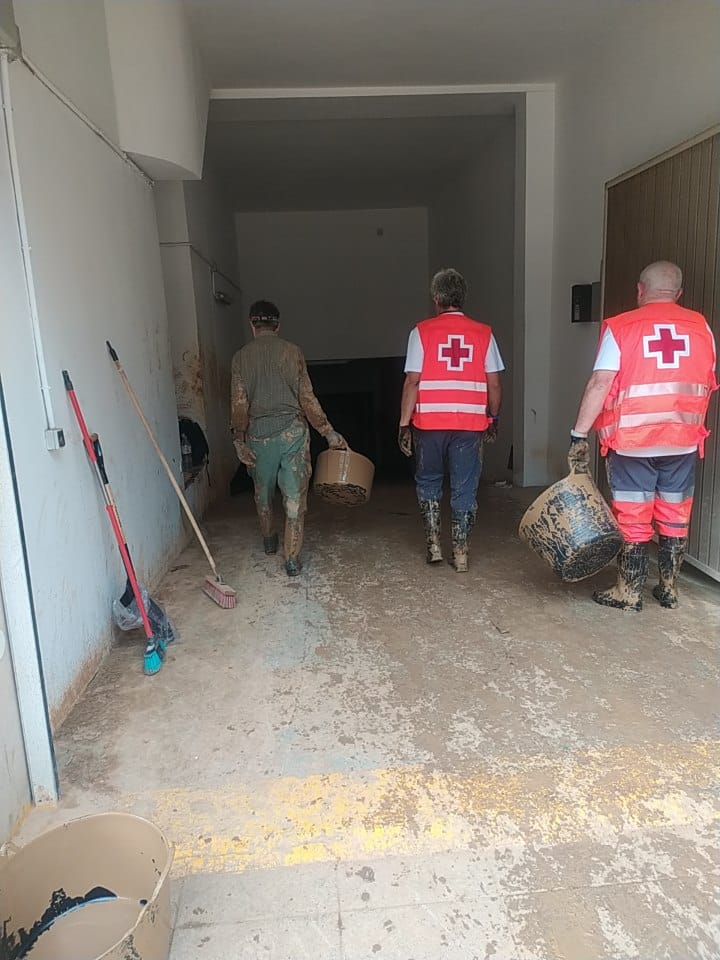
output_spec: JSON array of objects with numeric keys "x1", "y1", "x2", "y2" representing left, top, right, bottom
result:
[{"x1": 2, "y1": 812, "x2": 174, "y2": 958}]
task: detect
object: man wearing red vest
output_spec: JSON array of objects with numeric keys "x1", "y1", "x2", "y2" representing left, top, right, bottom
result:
[
  {"x1": 399, "y1": 268, "x2": 504, "y2": 571},
  {"x1": 570, "y1": 261, "x2": 716, "y2": 611}
]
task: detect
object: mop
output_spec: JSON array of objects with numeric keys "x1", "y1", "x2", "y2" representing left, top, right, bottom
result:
[
  {"x1": 63, "y1": 371, "x2": 166, "y2": 675},
  {"x1": 106, "y1": 342, "x2": 237, "y2": 609}
]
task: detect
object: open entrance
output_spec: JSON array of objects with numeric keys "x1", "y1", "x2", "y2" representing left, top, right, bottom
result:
[{"x1": 208, "y1": 93, "x2": 519, "y2": 484}]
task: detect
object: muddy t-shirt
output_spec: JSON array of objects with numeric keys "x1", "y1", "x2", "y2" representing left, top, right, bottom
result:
[{"x1": 231, "y1": 335, "x2": 332, "y2": 441}]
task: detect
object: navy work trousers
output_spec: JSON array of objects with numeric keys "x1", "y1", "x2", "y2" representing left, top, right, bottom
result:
[{"x1": 413, "y1": 428, "x2": 483, "y2": 513}]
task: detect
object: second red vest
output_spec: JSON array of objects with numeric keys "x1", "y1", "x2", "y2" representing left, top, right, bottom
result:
[
  {"x1": 413, "y1": 313, "x2": 492, "y2": 431},
  {"x1": 595, "y1": 303, "x2": 717, "y2": 455}
]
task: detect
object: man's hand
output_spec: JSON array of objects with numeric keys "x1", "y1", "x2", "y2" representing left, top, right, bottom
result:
[
  {"x1": 484, "y1": 418, "x2": 498, "y2": 444},
  {"x1": 398, "y1": 425, "x2": 413, "y2": 458},
  {"x1": 568, "y1": 434, "x2": 590, "y2": 473},
  {"x1": 325, "y1": 430, "x2": 348, "y2": 450},
  {"x1": 234, "y1": 439, "x2": 257, "y2": 468}
]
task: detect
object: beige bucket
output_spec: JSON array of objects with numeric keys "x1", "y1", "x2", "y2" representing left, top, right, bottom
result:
[
  {"x1": 519, "y1": 466, "x2": 623, "y2": 582},
  {"x1": 314, "y1": 448, "x2": 375, "y2": 505},
  {"x1": 0, "y1": 813, "x2": 173, "y2": 960}
]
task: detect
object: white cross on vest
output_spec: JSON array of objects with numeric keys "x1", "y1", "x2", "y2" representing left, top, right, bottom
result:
[
  {"x1": 643, "y1": 323, "x2": 690, "y2": 369},
  {"x1": 438, "y1": 335, "x2": 474, "y2": 372}
]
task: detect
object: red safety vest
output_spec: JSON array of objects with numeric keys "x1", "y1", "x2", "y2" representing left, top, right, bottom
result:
[
  {"x1": 595, "y1": 303, "x2": 717, "y2": 456},
  {"x1": 412, "y1": 313, "x2": 492, "y2": 431}
]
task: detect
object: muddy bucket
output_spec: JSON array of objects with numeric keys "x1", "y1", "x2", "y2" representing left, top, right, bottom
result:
[
  {"x1": 314, "y1": 448, "x2": 375, "y2": 505},
  {"x1": 519, "y1": 466, "x2": 623, "y2": 582},
  {"x1": 0, "y1": 813, "x2": 173, "y2": 960}
]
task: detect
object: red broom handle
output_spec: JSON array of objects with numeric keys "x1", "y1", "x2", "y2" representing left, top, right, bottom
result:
[{"x1": 62, "y1": 370, "x2": 154, "y2": 642}]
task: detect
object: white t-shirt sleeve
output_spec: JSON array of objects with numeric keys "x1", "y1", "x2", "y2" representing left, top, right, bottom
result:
[
  {"x1": 404, "y1": 327, "x2": 424, "y2": 373},
  {"x1": 485, "y1": 335, "x2": 505, "y2": 373},
  {"x1": 593, "y1": 328, "x2": 621, "y2": 371}
]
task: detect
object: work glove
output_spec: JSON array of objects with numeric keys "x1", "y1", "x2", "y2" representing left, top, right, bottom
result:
[
  {"x1": 398, "y1": 425, "x2": 413, "y2": 458},
  {"x1": 325, "y1": 430, "x2": 348, "y2": 450},
  {"x1": 568, "y1": 434, "x2": 590, "y2": 474},
  {"x1": 233, "y1": 439, "x2": 257, "y2": 468},
  {"x1": 484, "y1": 418, "x2": 498, "y2": 444}
]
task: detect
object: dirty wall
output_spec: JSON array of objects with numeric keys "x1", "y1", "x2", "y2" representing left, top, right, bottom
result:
[{"x1": 0, "y1": 59, "x2": 184, "y2": 727}]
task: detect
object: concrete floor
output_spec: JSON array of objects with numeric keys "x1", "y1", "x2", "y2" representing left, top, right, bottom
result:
[{"x1": 18, "y1": 483, "x2": 720, "y2": 959}]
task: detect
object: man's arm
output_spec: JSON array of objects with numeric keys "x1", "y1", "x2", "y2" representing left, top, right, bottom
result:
[
  {"x1": 487, "y1": 372, "x2": 502, "y2": 418},
  {"x1": 230, "y1": 356, "x2": 250, "y2": 438},
  {"x1": 400, "y1": 372, "x2": 421, "y2": 427},
  {"x1": 230, "y1": 356, "x2": 256, "y2": 467},
  {"x1": 573, "y1": 370, "x2": 617, "y2": 435},
  {"x1": 297, "y1": 353, "x2": 347, "y2": 447}
]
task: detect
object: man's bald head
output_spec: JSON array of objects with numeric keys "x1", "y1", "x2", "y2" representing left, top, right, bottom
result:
[{"x1": 637, "y1": 261, "x2": 683, "y2": 305}]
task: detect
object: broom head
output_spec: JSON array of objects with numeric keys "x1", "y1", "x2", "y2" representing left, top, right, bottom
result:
[{"x1": 204, "y1": 576, "x2": 237, "y2": 609}]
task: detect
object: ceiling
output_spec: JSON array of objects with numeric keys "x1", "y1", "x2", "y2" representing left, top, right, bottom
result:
[
  {"x1": 207, "y1": 98, "x2": 513, "y2": 210},
  {"x1": 184, "y1": 0, "x2": 628, "y2": 90}
]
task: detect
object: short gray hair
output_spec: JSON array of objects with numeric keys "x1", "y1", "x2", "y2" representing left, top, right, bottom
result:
[
  {"x1": 431, "y1": 268, "x2": 467, "y2": 310},
  {"x1": 639, "y1": 261, "x2": 682, "y2": 297}
]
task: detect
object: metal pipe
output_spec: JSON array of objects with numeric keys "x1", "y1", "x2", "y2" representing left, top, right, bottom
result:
[
  {"x1": 0, "y1": 50, "x2": 58, "y2": 442},
  {"x1": 159, "y1": 240, "x2": 243, "y2": 293},
  {"x1": 20, "y1": 52, "x2": 153, "y2": 188}
]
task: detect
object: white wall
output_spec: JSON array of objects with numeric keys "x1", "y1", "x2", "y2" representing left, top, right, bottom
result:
[
  {"x1": 104, "y1": 0, "x2": 208, "y2": 179},
  {"x1": 235, "y1": 208, "x2": 429, "y2": 362},
  {"x1": 155, "y1": 172, "x2": 245, "y2": 508},
  {"x1": 0, "y1": 59, "x2": 183, "y2": 725},
  {"x1": 13, "y1": 0, "x2": 118, "y2": 139},
  {"x1": 549, "y1": 0, "x2": 720, "y2": 475},
  {"x1": 429, "y1": 120, "x2": 515, "y2": 482}
]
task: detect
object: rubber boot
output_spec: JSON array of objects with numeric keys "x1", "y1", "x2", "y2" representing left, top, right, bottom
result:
[
  {"x1": 593, "y1": 542, "x2": 649, "y2": 612},
  {"x1": 284, "y1": 515, "x2": 305, "y2": 577},
  {"x1": 451, "y1": 510, "x2": 474, "y2": 573},
  {"x1": 652, "y1": 536, "x2": 687, "y2": 609},
  {"x1": 258, "y1": 508, "x2": 278, "y2": 554},
  {"x1": 418, "y1": 499, "x2": 443, "y2": 564}
]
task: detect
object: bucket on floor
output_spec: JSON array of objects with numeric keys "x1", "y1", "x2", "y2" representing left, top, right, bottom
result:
[
  {"x1": 0, "y1": 813, "x2": 173, "y2": 960},
  {"x1": 314, "y1": 448, "x2": 375, "y2": 505},
  {"x1": 519, "y1": 465, "x2": 623, "y2": 582}
]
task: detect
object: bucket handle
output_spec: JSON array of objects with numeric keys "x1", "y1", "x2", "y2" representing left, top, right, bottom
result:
[{"x1": 338, "y1": 445, "x2": 353, "y2": 483}]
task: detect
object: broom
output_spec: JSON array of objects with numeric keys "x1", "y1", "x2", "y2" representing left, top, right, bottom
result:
[
  {"x1": 106, "y1": 342, "x2": 237, "y2": 610},
  {"x1": 63, "y1": 371, "x2": 165, "y2": 675}
]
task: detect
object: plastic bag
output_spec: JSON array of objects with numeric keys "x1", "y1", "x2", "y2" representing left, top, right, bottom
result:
[{"x1": 113, "y1": 583, "x2": 176, "y2": 645}]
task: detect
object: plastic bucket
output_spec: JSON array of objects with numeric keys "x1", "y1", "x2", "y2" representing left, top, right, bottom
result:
[
  {"x1": 0, "y1": 813, "x2": 173, "y2": 960},
  {"x1": 519, "y1": 467, "x2": 623, "y2": 582},
  {"x1": 314, "y1": 448, "x2": 375, "y2": 505}
]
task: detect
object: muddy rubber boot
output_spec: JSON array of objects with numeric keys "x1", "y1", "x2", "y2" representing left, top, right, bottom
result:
[
  {"x1": 258, "y1": 508, "x2": 277, "y2": 554},
  {"x1": 652, "y1": 536, "x2": 687, "y2": 609},
  {"x1": 284, "y1": 516, "x2": 305, "y2": 577},
  {"x1": 419, "y1": 499, "x2": 443, "y2": 564},
  {"x1": 592, "y1": 542, "x2": 649, "y2": 612},
  {"x1": 451, "y1": 510, "x2": 474, "y2": 573},
  {"x1": 263, "y1": 534, "x2": 279, "y2": 555}
]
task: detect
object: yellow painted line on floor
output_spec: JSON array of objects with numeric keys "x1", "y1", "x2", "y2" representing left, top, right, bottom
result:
[{"x1": 149, "y1": 740, "x2": 720, "y2": 876}]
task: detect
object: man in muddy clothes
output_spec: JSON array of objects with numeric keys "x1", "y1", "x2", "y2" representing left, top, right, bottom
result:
[
  {"x1": 398, "y1": 268, "x2": 504, "y2": 571},
  {"x1": 231, "y1": 300, "x2": 347, "y2": 576},
  {"x1": 570, "y1": 261, "x2": 716, "y2": 611}
]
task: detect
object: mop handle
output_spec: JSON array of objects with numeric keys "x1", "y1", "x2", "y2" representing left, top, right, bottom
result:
[
  {"x1": 62, "y1": 371, "x2": 154, "y2": 642},
  {"x1": 106, "y1": 342, "x2": 219, "y2": 579}
]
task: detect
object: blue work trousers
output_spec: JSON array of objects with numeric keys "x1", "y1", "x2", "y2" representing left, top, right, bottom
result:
[{"x1": 413, "y1": 428, "x2": 483, "y2": 513}]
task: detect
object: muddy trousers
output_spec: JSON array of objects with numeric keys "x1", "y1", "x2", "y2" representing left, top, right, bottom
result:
[
  {"x1": 606, "y1": 451, "x2": 696, "y2": 542},
  {"x1": 248, "y1": 423, "x2": 311, "y2": 561},
  {"x1": 413, "y1": 429, "x2": 483, "y2": 512}
]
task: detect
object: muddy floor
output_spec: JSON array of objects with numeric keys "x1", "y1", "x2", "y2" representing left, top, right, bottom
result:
[{"x1": 17, "y1": 483, "x2": 720, "y2": 959}]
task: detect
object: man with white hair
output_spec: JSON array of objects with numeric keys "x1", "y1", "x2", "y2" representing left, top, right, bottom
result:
[{"x1": 570, "y1": 261, "x2": 717, "y2": 611}]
